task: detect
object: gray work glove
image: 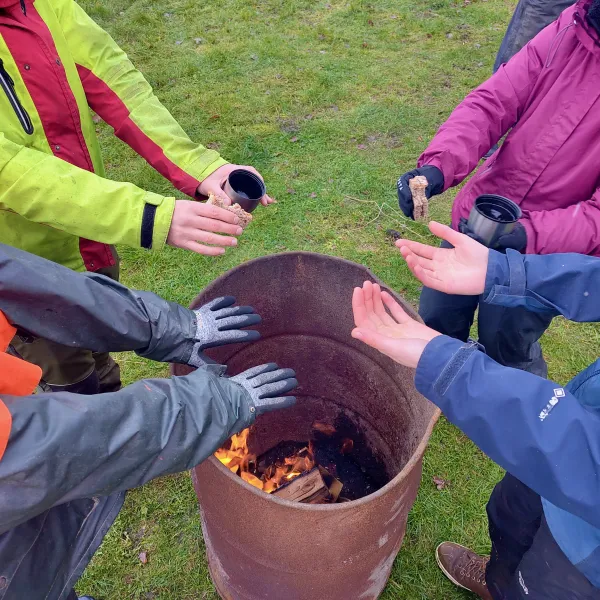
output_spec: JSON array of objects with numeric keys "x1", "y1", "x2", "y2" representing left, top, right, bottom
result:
[
  {"x1": 188, "y1": 296, "x2": 261, "y2": 368},
  {"x1": 230, "y1": 363, "x2": 298, "y2": 416}
]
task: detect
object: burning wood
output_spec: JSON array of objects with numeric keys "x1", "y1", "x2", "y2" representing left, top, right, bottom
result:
[
  {"x1": 273, "y1": 467, "x2": 331, "y2": 503},
  {"x1": 215, "y1": 423, "x2": 345, "y2": 502},
  {"x1": 272, "y1": 466, "x2": 344, "y2": 504},
  {"x1": 215, "y1": 429, "x2": 317, "y2": 494}
]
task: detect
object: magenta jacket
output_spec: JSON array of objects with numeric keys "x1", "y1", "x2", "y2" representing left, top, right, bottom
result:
[{"x1": 419, "y1": 0, "x2": 600, "y2": 255}]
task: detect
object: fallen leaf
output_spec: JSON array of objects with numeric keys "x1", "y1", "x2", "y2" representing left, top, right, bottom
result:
[
  {"x1": 210, "y1": 114, "x2": 220, "y2": 120},
  {"x1": 289, "y1": 136, "x2": 299, "y2": 143},
  {"x1": 368, "y1": 19, "x2": 374, "y2": 25},
  {"x1": 433, "y1": 476, "x2": 450, "y2": 491},
  {"x1": 357, "y1": 144, "x2": 367, "y2": 150},
  {"x1": 310, "y1": 192, "x2": 317, "y2": 198},
  {"x1": 139, "y1": 551, "x2": 148, "y2": 564},
  {"x1": 287, "y1": 188, "x2": 296, "y2": 194},
  {"x1": 362, "y1": 42, "x2": 369, "y2": 48}
]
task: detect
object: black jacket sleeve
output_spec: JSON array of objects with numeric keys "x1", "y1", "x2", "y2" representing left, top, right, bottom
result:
[
  {"x1": 0, "y1": 242, "x2": 197, "y2": 364},
  {"x1": 0, "y1": 366, "x2": 254, "y2": 534}
]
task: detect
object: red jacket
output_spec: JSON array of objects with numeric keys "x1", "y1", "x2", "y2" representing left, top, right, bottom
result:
[{"x1": 419, "y1": 0, "x2": 600, "y2": 255}]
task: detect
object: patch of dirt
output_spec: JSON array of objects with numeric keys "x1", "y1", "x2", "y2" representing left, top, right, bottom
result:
[{"x1": 278, "y1": 118, "x2": 300, "y2": 134}]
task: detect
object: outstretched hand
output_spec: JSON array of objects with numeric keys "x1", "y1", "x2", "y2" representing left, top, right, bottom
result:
[
  {"x1": 351, "y1": 281, "x2": 440, "y2": 369},
  {"x1": 396, "y1": 221, "x2": 489, "y2": 296}
]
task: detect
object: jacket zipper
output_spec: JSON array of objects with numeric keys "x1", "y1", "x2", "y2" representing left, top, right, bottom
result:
[{"x1": 0, "y1": 58, "x2": 34, "y2": 135}]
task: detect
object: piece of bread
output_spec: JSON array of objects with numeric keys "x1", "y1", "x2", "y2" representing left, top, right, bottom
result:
[
  {"x1": 208, "y1": 193, "x2": 253, "y2": 229},
  {"x1": 409, "y1": 176, "x2": 429, "y2": 222}
]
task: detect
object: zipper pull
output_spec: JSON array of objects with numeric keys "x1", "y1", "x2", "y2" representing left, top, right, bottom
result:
[{"x1": 20, "y1": 0, "x2": 27, "y2": 15}]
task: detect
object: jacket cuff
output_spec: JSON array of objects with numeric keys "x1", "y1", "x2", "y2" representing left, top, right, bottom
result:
[
  {"x1": 416, "y1": 155, "x2": 450, "y2": 192},
  {"x1": 483, "y1": 249, "x2": 526, "y2": 306},
  {"x1": 148, "y1": 195, "x2": 176, "y2": 251},
  {"x1": 186, "y1": 154, "x2": 229, "y2": 196},
  {"x1": 216, "y1": 374, "x2": 257, "y2": 429},
  {"x1": 415, "y1": 336, "x2": 481, "y2": 409}
]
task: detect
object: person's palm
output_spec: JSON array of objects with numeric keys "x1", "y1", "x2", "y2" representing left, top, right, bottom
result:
[
  {"x1": 396, "y1": 222, "x2": 489, "y2": 296},
  {"x1": 351, "y1": 281, "x2": 440, "y2": 369}
]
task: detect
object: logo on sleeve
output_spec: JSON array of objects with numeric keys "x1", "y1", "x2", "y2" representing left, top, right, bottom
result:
[{"x1": 539, "y1": 388, "x2": 565, "y2": 422}]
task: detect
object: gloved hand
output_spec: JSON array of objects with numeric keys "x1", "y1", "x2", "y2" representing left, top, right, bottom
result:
[
  {"x1": 458, "y1": 217, "x2": 485, "y2": 244},
  {"x1": 188, "y1": 297, "x2": 261, "y2": 367},
  {"x1": 495, "y1": 222, "x2": 527, "y2": 253},
  {"x1": 231, "y1": 363, "x2": 298, "y2": 416},
  {"x1": 397, "y1": 165, "x2": 444, "y2": 219},
  {"x1": 459, "y1": 218, "x2": 527, "y2": 253}
]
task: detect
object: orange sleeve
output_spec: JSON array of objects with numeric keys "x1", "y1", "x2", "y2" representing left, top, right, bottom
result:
[
  {"x1": 0, "y1": 312, "x2": 16, "y2": 352},
  {"x1": 0, "y1": 400, "x2": 11, "y2": 461},
  {"x1": 0, "y1": 353, "x2": 41, "y2": 397}
]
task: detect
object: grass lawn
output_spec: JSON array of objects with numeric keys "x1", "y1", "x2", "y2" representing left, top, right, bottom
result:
[{"x1": 76, "y1": 0, "x2": 600, "y2": 598}]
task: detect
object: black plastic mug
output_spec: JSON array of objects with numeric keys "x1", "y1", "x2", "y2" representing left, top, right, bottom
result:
[{"x1": 222, "y1": 169, "x2": 266, "y2": 213}]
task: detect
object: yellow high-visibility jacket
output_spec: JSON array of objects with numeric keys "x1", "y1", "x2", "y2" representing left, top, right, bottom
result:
[{"x1": 0, "y1": 0, "x2": 227, "y2": 271}]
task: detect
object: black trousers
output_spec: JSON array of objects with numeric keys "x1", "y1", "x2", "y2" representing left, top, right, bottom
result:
[
  {"x1": 418, "y1": 243, "x2": 553, "y2": 377},
  {"x1": 486, "y1": 474, "x2": 600, "y2": 599}
]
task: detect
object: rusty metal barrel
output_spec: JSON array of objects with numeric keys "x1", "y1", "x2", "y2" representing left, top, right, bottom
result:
[{"x1": 172, "y1": 252, "x2": 439, "y2": 600}]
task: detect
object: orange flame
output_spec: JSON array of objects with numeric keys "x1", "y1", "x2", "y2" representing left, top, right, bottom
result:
[{"x1": 215, "y1": 428, "x2": 317, "y2": 493}]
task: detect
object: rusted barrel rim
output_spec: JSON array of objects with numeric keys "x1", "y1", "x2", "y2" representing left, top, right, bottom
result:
[{"x1": 186, "y1": 251, "x2": 441, "y2": 511}]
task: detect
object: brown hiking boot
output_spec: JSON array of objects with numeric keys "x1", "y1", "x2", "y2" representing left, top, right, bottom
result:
[{"x1": 436, "y1": 542, "x2": 493, "y2": 600}]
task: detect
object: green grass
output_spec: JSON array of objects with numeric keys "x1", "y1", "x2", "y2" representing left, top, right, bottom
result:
[{"x1": 76, "y1": 0, "x2": 600, "y2": 598}]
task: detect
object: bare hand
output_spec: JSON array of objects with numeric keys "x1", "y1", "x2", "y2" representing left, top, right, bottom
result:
[
  {"x1": 167, "y1": 200, "x2": 243, "y2": 256},
  {"x1": 197, "y1": 164, "x2": 275, "y2": 207},
  {"x1": 396, "y1": 221, "x2": 489, "y2": 296},
  {"x1": 351, "y1": 281, "x2": 440, "y2": 369}
]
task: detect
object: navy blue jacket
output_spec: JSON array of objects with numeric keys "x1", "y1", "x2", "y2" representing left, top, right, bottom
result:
[{"x1": 415, "y1": 249, "x2": 600, "y2": 585}]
